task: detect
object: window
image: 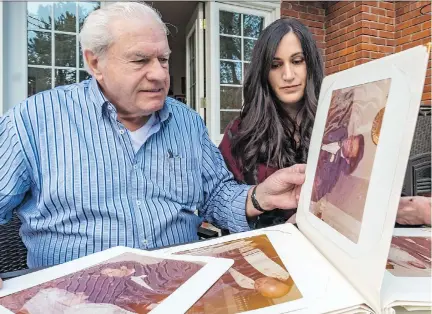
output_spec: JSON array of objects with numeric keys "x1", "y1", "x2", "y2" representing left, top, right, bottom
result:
[
  {"x1": 27, "y1": 2, "x2": 100, "y2": 97},
  {"x1": 218, "y1": 10, "x2": 264, "y2": 133}
]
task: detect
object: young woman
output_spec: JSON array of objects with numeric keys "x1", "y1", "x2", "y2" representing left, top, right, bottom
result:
[
  {"x1": 219, "y1": 18, "x2": 324, "y2": 228},
  {"x1": 219, "y1": 17, "x2": 430, "y2": 229}
]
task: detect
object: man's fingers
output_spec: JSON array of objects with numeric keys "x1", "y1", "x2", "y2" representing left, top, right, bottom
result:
[
  {"x1": 288, "y1": 164, "x2": 306, "y2": 173},
  {"x1": 279, "y1": 170, "x2": 306, "y2": 186}
]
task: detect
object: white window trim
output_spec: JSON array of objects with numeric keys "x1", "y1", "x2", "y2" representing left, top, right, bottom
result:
[
  {"x1": 206, "y1": 1, "x2": 279, "y2": 145},
  {"x1": 2, "y1": 1, "x2": 103, "y2": 114}
]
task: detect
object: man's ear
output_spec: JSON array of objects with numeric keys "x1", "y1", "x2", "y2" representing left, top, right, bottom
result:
[{"x1": 84, "y1": 50, "x2": 103, "y2": 80}]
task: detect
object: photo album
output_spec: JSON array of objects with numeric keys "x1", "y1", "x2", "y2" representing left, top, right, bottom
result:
[
  {"x1": 0, "y1": 45, "x2": 430, "y2": 314},
  {"x1": 161, "y1": 44, "x2": 430, "y2": 314},
  {"x1": 0, "y1": 247, "x2": 233, "y2": 314}
]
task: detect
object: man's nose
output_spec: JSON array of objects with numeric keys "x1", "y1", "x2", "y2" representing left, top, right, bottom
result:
[{"x1": 147, "y1": 59, "x2": 167, "y2": 81}]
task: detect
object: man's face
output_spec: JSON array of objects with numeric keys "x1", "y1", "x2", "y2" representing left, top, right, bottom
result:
[
  {"x1": 342, "y1": 135, "x2": 360, "y2": 158},
  {"x1": 94, "y1": 19, "x2": 171, "y2": 118}
]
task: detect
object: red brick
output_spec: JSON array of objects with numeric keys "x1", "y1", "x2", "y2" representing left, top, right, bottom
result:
[
  {"x1": 370, "y1": 36, "x2": 386, "y2": 45},
  {"x1": 378, "y1": 15, "x2": 393, "y2": 24},
  {"x1": 386, "y1": 10, "x2": 395, "y2": 18},
  {"x1": 378, "y1": 30, "x2": 394, "y2": 39},
  {"x1": 339, "y1": 16, "x2": 356, "y2": 29},
  {"x1": 281, "y1": 9, "x2": 300, "y2": 18},
  {"x1": 363, "y1": 21, "x2": 387, "y2": 31},
  {"x1": 401, "y1": 24, "x2": 423, "y2": 38},
  {"x1": 300, "y1": 19, "x2": 323, "y2": 29},
  {"x1": 307, "y1": 6, "x2": 320, "y2": 15},
  {"x1": 396, "y1": 36, "x2": 412, "y2": 46},
  {"x1": 379, "y1": 2, "x2": 395, "y2": 11},
  {"x1": 346, "y1": 21, "x2": 363, "y2": 33},
  {"x1": 291, "y1": 4, "x2": 309, "y2": 14},
  {"x1": 377, "y1": 45, "x2": 394, "y2": 54},
  {"x1": 370, "y1": 7, "x2": 386, "y2": 16},
  {"x1": 346, "y1": 6, "x2": 363, "y2": 19},
  {"x1": 412, "y1": 30, "x2": 431, "y2": 41},
  {"x1": 299, "y1": 12, "x2": 325, "y2": 22},
  {"x1": 362, "y1": 28, "x2": 379, "y2": 37},
  {"x1": 370, "y1": 51, "x2": 387, "y2": 59},
  {"x1": 421, "y1": 21, "x2": 431, "y2": 31},
  {"x1": 309, "y1": 27, "x2": 325, "y2": 36}
]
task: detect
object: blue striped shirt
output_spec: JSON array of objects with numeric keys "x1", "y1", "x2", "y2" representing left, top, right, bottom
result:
[{"x1": 0, "y1": 78, "x2": 250, "y2": 268}]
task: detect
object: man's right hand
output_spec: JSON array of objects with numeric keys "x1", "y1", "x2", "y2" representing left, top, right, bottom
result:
[{"x1": 0, "y1": 277, "x2": 3, "y2": 289}]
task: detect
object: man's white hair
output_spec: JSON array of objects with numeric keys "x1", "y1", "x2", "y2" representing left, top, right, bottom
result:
[{"x1": 79, "y1": 2, "x2": 167, "y2": 73}]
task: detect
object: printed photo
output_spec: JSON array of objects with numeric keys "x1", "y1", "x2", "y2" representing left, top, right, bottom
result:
[
  {"x1": 386, "y1": 236, "x2": 431, "y2": 277},
  {"x1": 310, "y1": 79, "x2": 391, "y2": 243},
  {"x1": 0, "y1": 253, "x2": 204, "y2": 314},
  {"x1": 176, "y1": 234, "x2": 302, "y2": 314}
]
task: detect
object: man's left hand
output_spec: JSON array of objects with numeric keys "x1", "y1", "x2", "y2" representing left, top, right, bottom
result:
[{"x1": 247, "y1": 164, "x2": 306, "y2": 217}]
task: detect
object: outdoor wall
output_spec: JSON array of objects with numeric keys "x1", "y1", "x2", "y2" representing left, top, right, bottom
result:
[{"x1": 281, "y1": 1, "x2": 431, "y2": 106}]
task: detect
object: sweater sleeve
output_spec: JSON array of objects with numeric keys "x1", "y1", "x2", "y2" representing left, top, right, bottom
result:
[{"x1": 218, "y1": 119, "x2": 245, "y2": 183}]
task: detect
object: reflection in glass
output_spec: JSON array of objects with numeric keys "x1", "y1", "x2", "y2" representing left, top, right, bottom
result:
[
  {"x1": 244, "y1": 14, "x2": 264, "y2": 38},
  {"x1": 28, "y1": 67, "x2": 52, "y2": 96},
  {"x1": 79, "y1": 71, "x2": 91, "y2": 82},
  {"x1": 79, "y1": 2, "x2": 100, "y2": 30},
  {"x1": 79, "y1": 43, "x2": 84, "y2": 68},
  {"x1": 220, "y1": 87, "x2": 242, "y2": 110},
  {"x1": 28, "y1": 31, "x2": 52, "y2": 66},
  {"x1": 220, "y1": 111, "x2": 240, "y2": 133},
  {"x1": 55, "y1": 33, "x2": 76, "y2": 67},
  {"x1": 219, "y1": 11, "x2": 241, "y2": 36},
  {"x1": 220, "y1": 36, "x2": 241, "y2": 61},
  {"x1": 27, "y1": 2, "x2": 52, "y2": 30},
  {"x1": 55, "y1": 69, "x2": 76, "y2": 86},
  {"x1": 244, "y1": 39, "x2": 256, "y2": 62},
  {"x1": 54, "y1": 2, "x2": 77, "y2": 32},
  {"x1": 220, "y1": 61, "x2": 242, "y2": 85}
]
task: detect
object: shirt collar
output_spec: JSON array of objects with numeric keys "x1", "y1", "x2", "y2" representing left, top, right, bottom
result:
[{"x1": 87, "y1": 77, "x2": 172, "y2": 123}]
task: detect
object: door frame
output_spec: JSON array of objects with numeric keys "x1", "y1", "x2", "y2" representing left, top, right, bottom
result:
[
  {"x1": 205, "y1": 1, "x2": 280, "y2": 145},
  {"x1": 185, "y1": 3, "x2": 205, "y2": 120}
]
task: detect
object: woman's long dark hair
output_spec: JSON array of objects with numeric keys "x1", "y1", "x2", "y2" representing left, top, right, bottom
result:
[{"x1": 231, "y1": 18, "x2": 324, "y2": 173}]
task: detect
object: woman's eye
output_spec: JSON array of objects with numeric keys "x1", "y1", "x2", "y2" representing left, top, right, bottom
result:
[
  {"x1": 292, "y1": 58, "x2": 305, "y2": 65},
  {"x1": 271, "y1": 62, "x2": 281, "y2": 69}
]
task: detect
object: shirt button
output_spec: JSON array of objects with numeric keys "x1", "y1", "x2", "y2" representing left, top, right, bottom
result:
[
  {"x1": 133, "y1": 164, "x2": 138, "y2": 170},
  {"x1": 108, "y1": 105, "x2": 114, "y2": 111},
  {"x1": 136, "y1": 200, "x2": 141, "y2": 206},
  {"x1": 142, "y1": 239, "x2": 148, "y2": 245},
  {"x1": 119, "y1": 129, "x2": 125, "y2": 135}
]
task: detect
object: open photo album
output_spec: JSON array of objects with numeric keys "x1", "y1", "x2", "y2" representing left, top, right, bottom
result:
[
  {"x1": 0, "y1": 45, "x2": 429, "y2": 314},
  {"x1": 162, "y1": 44, "x2": 430, "y2": 314},
  {"x1": 0, "y1": 247, "x2": 234, "y2": 314}
]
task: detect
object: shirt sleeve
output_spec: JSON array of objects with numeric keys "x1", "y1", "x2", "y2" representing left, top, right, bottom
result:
[
  {"x1": 0, "y1": 113, "x2": 31, "y2": 224},
  {"x1": 199, "y1": 122, "x2": 251, "y2": 233}
]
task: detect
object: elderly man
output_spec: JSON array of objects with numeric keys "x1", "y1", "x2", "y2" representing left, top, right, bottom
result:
[{"x1": 0, "y1": 1, "x2": 305, "y2": 280}]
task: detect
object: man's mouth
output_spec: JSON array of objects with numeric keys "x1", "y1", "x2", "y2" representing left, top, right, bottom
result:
[{"x1": 141, "y1": 88, "x2": 163, "y2": 93}]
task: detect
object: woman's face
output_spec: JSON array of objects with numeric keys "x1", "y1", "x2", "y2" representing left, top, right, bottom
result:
[{"x1": 268, "y1": 32, "x2": 307, "y2": 111}]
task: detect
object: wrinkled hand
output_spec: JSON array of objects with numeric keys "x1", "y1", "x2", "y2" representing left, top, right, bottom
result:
[
  {"x1": 397, "y1": 196, "x2": 431, "y2": 225},
  {"x1": 255, "y1": 164, "x2": 306, "y2": 211}
]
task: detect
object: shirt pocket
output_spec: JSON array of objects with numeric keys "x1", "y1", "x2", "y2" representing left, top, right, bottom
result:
[{"x1": 164, "y1": 156, "x2": 201, "y2": 206}]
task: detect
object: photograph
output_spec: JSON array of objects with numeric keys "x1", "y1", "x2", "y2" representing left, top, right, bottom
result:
[
  {"x1": 386, "y1": 236, "x2": 431, "y2": 277},
  {"x1": 310, "y1": 79, "x2": 391, "y2": 243},
  {"x1": 176, "y1": 234, "x2": 303, "y2": 314},
  {"x1": 0, "y1": 253, "x2": 204, "y2": 314}
]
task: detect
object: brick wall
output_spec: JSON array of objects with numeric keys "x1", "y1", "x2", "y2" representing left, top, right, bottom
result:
[
  {"x1": 395, "y1": 1, "x2": 431, "y2": 104},
  {"x1": 281, "y1": 1, "x2": 326, "y2": 63},
  {"x1": 281, "y1": 1, "x2": 431, "y2": 105}
]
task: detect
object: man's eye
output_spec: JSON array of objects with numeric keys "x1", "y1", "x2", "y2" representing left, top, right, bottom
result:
[
  {"x1": 159, "y1": 58, "x2": 169, "y2": 63},
  {"x1": 133, "y1": 59, "x2": 148, "y2": 64}
]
